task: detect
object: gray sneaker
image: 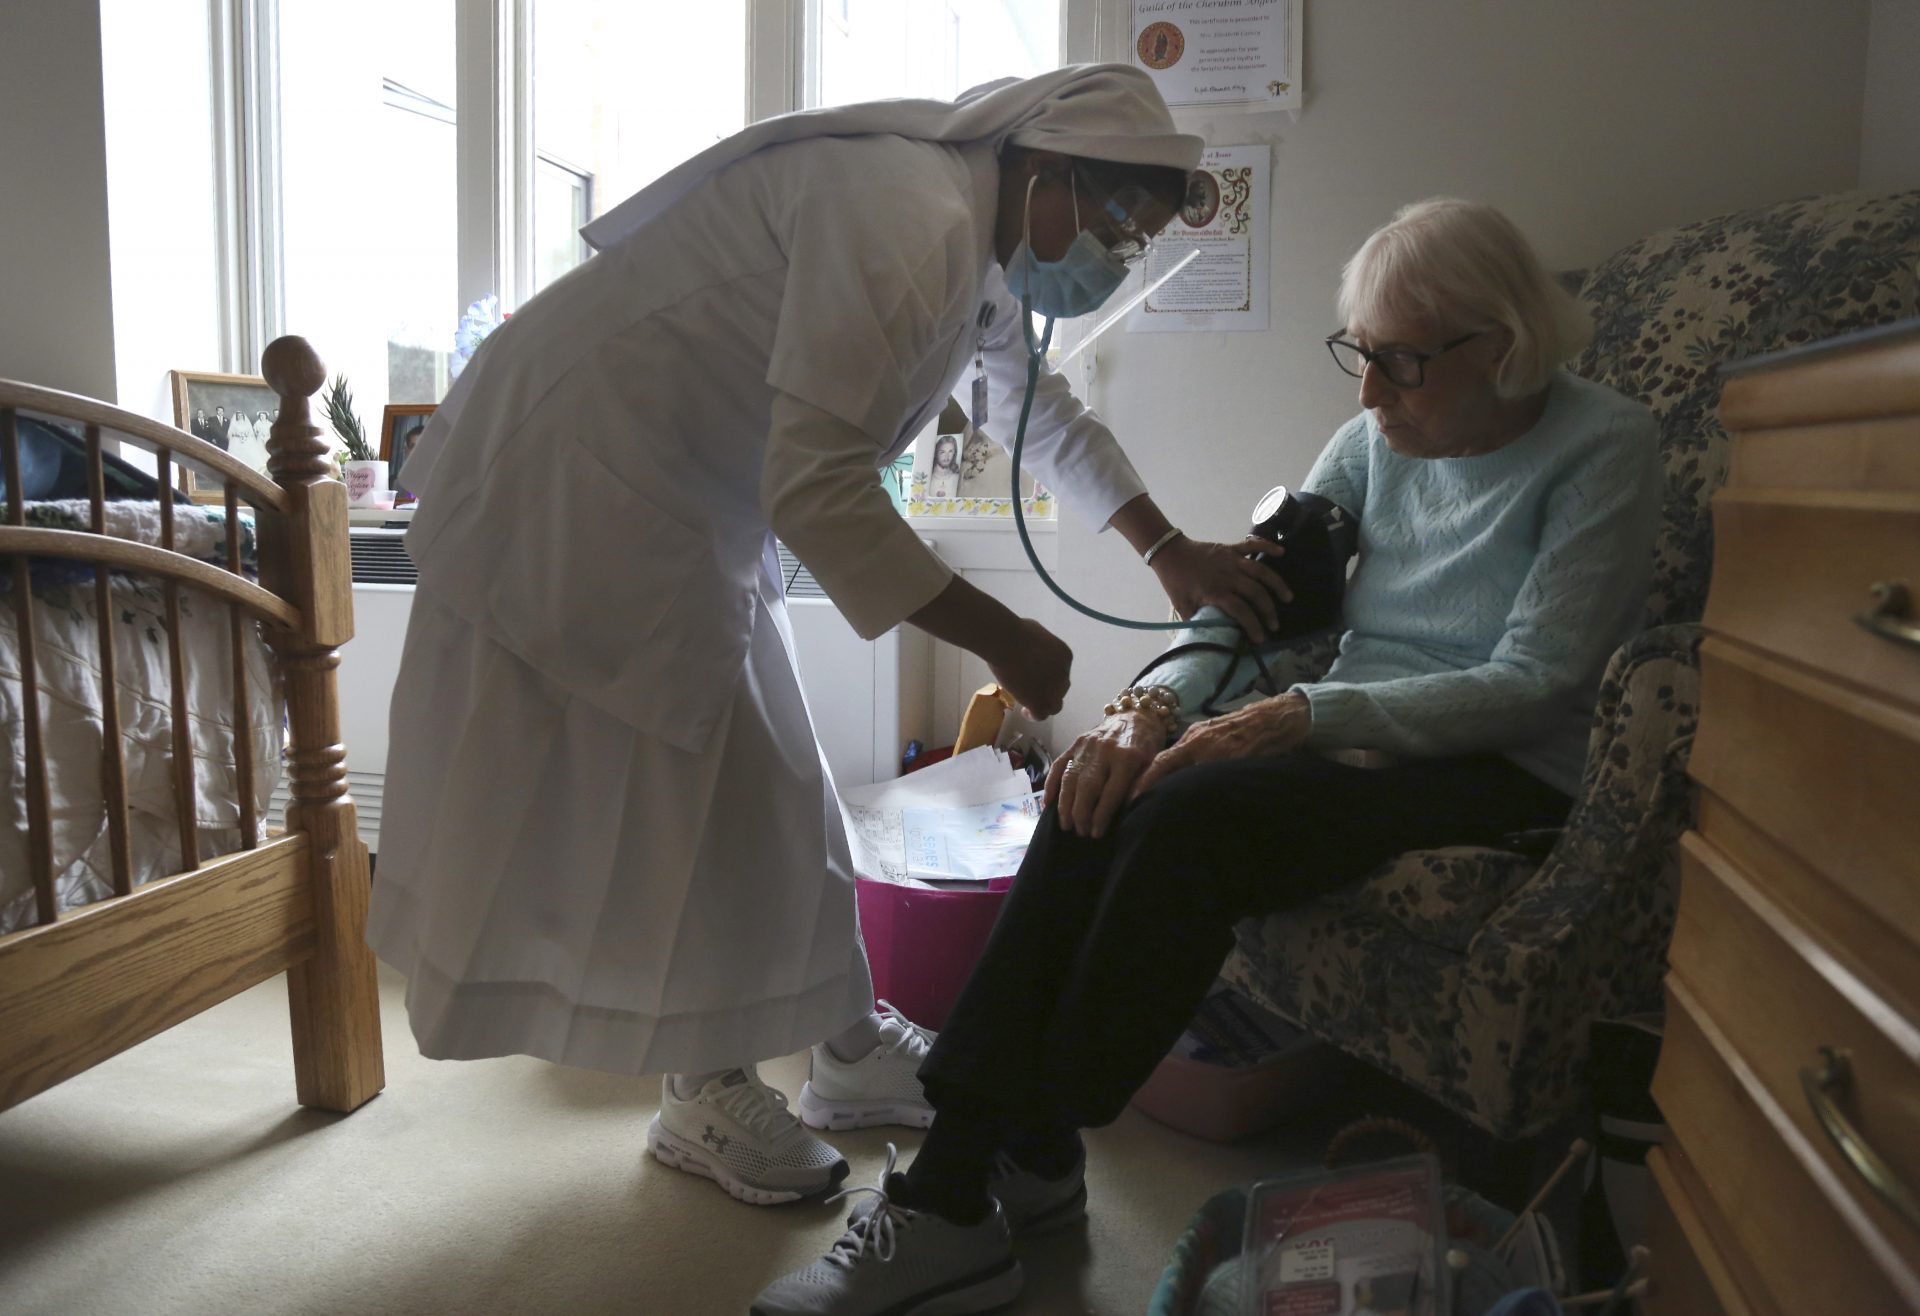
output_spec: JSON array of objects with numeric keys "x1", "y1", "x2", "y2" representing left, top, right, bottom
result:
[
  {"x1": 988, "y1": 1138, "x2": 1087, "y2": 1235},
  {"x1": 751, "y1": 1145, "x2": 1022, "y2": 1316}
]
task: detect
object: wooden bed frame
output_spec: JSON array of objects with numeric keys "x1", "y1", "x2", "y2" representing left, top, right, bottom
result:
[{"x1": 0, "y1": 336, "x2": 384, "y2": 1115}]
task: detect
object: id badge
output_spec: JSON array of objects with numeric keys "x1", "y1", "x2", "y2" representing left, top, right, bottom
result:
[{"x1": 970, "y1": 367, "x2": 989, "y2": 432}]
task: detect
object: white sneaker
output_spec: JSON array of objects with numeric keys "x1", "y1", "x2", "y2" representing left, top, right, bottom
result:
[
  {"x1": 799, "y1": 1001, "x2": 937, "y2": 1132},
  {"x1": 988, "y1": 1138, "x2": 1087, "y2": 1236},
  {"x1": 647, "y1": 1068, "x2": 848, "y2": 1206},
  {"x1": 750, "y1": 1145, "x2": 1022, "y2": 1316}
]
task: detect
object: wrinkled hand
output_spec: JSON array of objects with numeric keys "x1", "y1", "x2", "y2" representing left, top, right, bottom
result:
[
  {"x1": 1044, "y1": 711, "x2": 1172, "y2": 840},
  {"x1": 1132, "y1": 692, "x2": 1312, "y2": 799},
  {"x1": 986, "y1": 618, "x2": 1073, "y2": 720},
  {"x1": 1151, "y1": 536, "x2": 1294, "y2": 642}
]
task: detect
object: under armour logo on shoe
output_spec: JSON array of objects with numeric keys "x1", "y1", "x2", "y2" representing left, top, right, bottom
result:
[{"x1": 703, "y1": 1125, "x2": 730, "y2": 1153}]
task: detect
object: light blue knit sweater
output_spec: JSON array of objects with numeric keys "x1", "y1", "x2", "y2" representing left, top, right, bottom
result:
[{"x1": 1158, "y1": 371, "x2": 1660, "y2": 796}]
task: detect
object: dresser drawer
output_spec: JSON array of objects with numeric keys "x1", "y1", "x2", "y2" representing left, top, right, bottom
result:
[
  {"x1": 1654, "y1": 978, "x2": 1920, "y2": 1313},
  {"x1": 1644, "y1": 1145, "x2": 1772, "y2": 1316},
  {"x1": 1697, "y1": 794, "x2": 1920, "y2": 1029},
  {"x1": 1691, "y1": 638, "x2": 1920, "y2": 977},
  {"x1": 1728, "y1": 413, "x2": 1920, "y2": 495},
  {"x1": 1706, "y1": 490, "x2": 1920, "y2": 711},
  {"x1": 1719, "y1": 332, "x2": 1920, "y2": 433},
  {"x1": 1671, "y1": 833, "x2": 1920, "y2": 1246}
]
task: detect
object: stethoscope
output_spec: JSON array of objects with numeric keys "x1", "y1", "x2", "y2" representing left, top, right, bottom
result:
[{"x1": 1000, "y1": 297, "x2": 1240, "y2": 636}]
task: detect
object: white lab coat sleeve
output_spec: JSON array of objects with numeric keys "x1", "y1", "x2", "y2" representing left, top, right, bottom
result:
[
  {"x1": 765, "y1": 155, "x2": 980, "y2": 448},
  {"x1": 976, "y1": 276, "x2": 1147, "y2": 530},
  {"x1": 763, "y1": 391, "x2": 954, "y2": 641}
]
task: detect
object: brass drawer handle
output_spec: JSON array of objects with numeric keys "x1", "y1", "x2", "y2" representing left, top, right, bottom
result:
[
  {"x1": 1801, "y1": 1046, "x2": 1920, "y2": 1232},
  {"x1": 1855, "y1": 581, "x2": 1920, "y2": 652}
]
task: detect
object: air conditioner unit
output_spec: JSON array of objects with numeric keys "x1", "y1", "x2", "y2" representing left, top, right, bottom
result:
[{"x1": 272, "y1": 528, "x2": 934, "y2": 850}]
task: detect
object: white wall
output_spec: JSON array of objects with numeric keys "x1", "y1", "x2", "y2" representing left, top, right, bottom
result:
[
  {"x1": 0, "y1": 3, "x2": 118, "y2": 400},
  {"x1": 1862, "y1": 0, "x2": 1920, "y2": 191},
  {"x1": 969, "y1": 0, "x2": 1877, "y2": 739}
]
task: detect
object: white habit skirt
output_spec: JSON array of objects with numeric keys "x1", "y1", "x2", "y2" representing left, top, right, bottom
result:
[{"x1": 366, "y1": 544, "x2": 874, "y2": 1076}]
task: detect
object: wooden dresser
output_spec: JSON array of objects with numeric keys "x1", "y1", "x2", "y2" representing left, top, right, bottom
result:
[{"x1": 1643, "y1": 323, "x2": 1920, "y2": 1314}]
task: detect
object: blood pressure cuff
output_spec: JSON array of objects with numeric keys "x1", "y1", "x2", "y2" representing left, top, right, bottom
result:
[
  {"x1": 1244, "y1": 487, "x2": 1357, "y2": 638},
  {"x1": 1129, "y1": 487, "x2": 1357, "y2": 711}
]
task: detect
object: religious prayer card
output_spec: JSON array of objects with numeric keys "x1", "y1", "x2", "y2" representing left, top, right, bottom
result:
[{"x1": 1126, "y1": 143, "x2": 1270, "y2": 334}]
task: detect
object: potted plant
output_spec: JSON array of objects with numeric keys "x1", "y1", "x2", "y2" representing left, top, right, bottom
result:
[{"x1": 325, "y1": 375, "x2": 386, "y2": 506}]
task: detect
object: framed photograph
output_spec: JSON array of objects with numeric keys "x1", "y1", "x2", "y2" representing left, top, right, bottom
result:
[
  {"x1": 905, "y1": 427, "x2": 1052, "y2": 520},
  {"x1": 170, "y1": 368, "x2": 282, "y2": 501},
  {"x1": 380, "y1": 404, "x2": 436, "y2": 506}
]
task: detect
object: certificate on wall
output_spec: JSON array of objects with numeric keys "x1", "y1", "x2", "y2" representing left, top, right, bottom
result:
[
  {"x1": 1132, "y1": 0, "x2": 1302, "y2": 111},
  {"x1": 1126, "y1": 144, "x2": 1269, "y2": 334}
]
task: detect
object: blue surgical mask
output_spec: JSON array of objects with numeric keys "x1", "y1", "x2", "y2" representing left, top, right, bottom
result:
[{"x1": 1004, "y1": 174, "x2": 1130, "y2": 320}]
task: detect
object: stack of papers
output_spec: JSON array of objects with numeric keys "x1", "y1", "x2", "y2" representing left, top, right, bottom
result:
[{"x1": 839, "y1": 748, "x2": 1041, "y2": 888}]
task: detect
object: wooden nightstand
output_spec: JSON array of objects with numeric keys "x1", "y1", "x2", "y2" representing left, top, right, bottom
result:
[{"x1": 1644, "y1": 321, "x2": 1920, "y2": 1313}]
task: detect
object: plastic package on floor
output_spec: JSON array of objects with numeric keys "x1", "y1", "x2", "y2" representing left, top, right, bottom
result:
[{"x1": 1150, "y1": 1179, "x2": 1565, "y2": 1316}]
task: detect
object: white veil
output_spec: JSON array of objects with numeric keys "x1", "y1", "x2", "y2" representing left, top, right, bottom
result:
[{"x1": 580, "y1": 63, "x2": 1201, "y2": 253}]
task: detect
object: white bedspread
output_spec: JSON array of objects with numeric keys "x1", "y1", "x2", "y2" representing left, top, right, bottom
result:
[{"x1": 0, "y1": 502, "x2": 283, "y2": 933}]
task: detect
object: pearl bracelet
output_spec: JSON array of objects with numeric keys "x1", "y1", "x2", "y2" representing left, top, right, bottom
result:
[{"x1": 1104, "y1": 684, "x2": 1181, "y2": 740}]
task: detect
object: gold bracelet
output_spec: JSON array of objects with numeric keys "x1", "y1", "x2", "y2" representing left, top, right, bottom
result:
[{"x1": 1104, "y1": 684, "x2": 1181, "y2": 740}]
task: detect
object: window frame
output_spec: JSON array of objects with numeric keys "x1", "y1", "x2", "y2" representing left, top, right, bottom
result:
[
  {"x1": 233, "y1": 0, "x2": 1111, "y2": 355},
  {"x1": 211, "y1": 0, "x2": 282, "y2": 374}
]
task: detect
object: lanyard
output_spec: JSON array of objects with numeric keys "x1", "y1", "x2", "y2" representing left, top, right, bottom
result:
[{"x1": 970, "y1": 301, "x2": 996, "y2": 433}]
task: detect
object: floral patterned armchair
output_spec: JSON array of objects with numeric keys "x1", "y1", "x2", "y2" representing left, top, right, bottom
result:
[{"x1": 1219, "y1": 189, "x2": 1920, "y2": 1140}]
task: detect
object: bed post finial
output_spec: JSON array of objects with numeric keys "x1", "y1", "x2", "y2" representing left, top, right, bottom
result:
[
  {"x1": 261, "y1": 336, "x2": 331, "y2": 485},
  {"x1": 256, "y1": 332, "x2": 385, "y2": 1114}
]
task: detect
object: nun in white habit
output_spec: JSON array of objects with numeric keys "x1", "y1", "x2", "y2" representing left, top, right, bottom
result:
[{"x1": 367, "y1": 63, "x2": 1290, "y2": 1206}]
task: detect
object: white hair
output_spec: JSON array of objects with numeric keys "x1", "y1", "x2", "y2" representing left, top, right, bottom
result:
[{"x1": 1337, "y1": 198, "x2": 1593, "y2": 399}]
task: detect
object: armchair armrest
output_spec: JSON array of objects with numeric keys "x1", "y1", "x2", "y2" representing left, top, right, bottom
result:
[
  {"x1": 1450, "y1": 624, "x2": 1704, "y2": 1132},
  {"x1": 1286, "y1": 629, "x2": 1342, "y2": 686},
  {"x1": 1478, "y1": 621, "x2": 1703, "y2": 949},
  {"x1": 1575, "y1": 622, "x2": 1705, "y2": 812}
]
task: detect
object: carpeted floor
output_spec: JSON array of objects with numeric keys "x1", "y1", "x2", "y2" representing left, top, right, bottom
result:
[{"x1": 0, "y1": 967, "x2": 1339, "y2": 1315}]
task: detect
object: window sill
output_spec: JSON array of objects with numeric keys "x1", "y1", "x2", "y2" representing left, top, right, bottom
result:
[{"x1": 910, "y1": 514, "x2": 1057, "y2": 571}]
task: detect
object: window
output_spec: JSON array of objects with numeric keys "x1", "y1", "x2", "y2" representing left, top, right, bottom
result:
[
  {"x1": 378, "y1": 76, "x2": 460, "y2": 401},
  {"x1": 263, "y1": 0, "x2": 1082, "y2": 437},
  {"x1": 811, "y1": 0, "x2": 1058, "y2": 108},
  {"x1": 528, "y1": 1, "x2": 747, "y2": 297},
  {"x1": 279, "y1": 0, "x2": 460, "y2": 427}
]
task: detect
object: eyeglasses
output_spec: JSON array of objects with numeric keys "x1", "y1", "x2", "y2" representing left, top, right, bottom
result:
[
  {"x1": 1076, "y1": 171, "x2": 1157, "y2": 267},
  {"x1": 1324, "y1": 330, "x2": 1484, "y2": 389}
]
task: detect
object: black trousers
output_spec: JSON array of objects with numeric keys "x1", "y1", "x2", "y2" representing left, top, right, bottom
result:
[{"x1": 917, "y1": 751, "x2": 1572, "y2": 1134}]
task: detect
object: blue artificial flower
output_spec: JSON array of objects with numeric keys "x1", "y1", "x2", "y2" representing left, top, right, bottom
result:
[{"x1": 450, "y1": 294, "x2": 508, "y2": 379}]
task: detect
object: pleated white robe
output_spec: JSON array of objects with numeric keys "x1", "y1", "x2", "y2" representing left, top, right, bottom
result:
[{"x1": 366, "y1": 133, "x2": 1147, "y2": 1076}]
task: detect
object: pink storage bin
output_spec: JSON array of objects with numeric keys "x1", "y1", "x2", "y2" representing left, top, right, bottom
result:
[
  {"x1": 1130, "y1": 1043, "x2": 1350, "y2": 1143},
  {"x1": 856, "y1": 875, "x2": 1012, "y2": 1030},
  {"x1": 1131, "y1": 990, "x2": 1354, "y2": 1142}
]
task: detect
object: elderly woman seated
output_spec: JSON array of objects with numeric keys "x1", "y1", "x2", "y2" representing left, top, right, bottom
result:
[{"x1": 753, "y1": 197, "x2": 1661, "y2": 1316}]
